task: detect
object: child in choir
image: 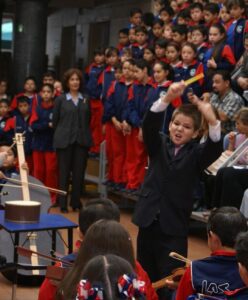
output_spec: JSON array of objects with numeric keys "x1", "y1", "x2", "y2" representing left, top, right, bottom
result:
[
  {"x1": 203, "y1": 23, "x2": 236, "y2": 91},
  {"x1": 0, "y1": 79, "x2": 8, "y2": 101},
  {"x1": 219, "y1": 5, "x2": 233, "y2": 31},
  {"x1": 42, "y1": 71, "x2": 56, "y2": 86},
  {"x1": 128, "y1": 8, "x2": 143, "y2": 29},
  {"x1": 0, "y1": 99, "x2": 11, "y2": 142},
  {"x1": 11, "y1": 76, "x2": 39, "y2": 113},
  {"x1": 188, "y1": 3, "x2": 204, "y2": 26},
  {"x1": 151, "y1": 19, "x2": 164, "y2": 44},
  {"x1": 131, "y1": 26, "x2": 149, "y2": 59},
  {"x1": 143, "y1": 46, "x2": 156, "y2": 70},
  {"x1": 163, "y1": 24, "x2": 173, "y2": 41},
  {"x1": 85, "y1": 47, "x2": 105, "y2": 156},
  {"x1": 123, "y1": 59, "x2": 153, "y2": 192},
  {"x1": 176, "y1": 207, "x2": 247, "y2": 300},
  {"x1": 159, "y1": 7, "x2": 174, "y2": 25},
  {"x1": 174, "y1": 42, "x2": 204, "y2": 102},
  {"x1": 128, "y1": 28, "x2": 137, "y2": 45},
  {"x1": 153, "y1": 0, "x2": 166, "y2": 18},
  {"x1": 117, "y1": 28, "x2": 130, "y2": 54},
  {"x1": 30, "y1": 84, "x2": 58, "y2": 205},
  {"x1": 54, "y1": 80, "x2": 63, "y2": 97},
  {"x1": 4, "y1": 96, "x2": 33, "y2": 173},
  {"x1": 191, "y1": 25, "x2": 209, "y2": 62},
  {"x1": 203, "y1": 3, "x2": 220, "y2": 28},
  {"x1": 166, "y1": 41, "x2": 182, "y2": 68},
  {"x1": 155, "y1": 38, "x2": 168, "y2": 62},
  {"x1": 227, "y1": 0, "x2": 248, "y2": 61},
  {"x1": 225, "y1": 232, "x2": 248, "y2": 299},
  {"x1": 103, "y1": 59, "x2": 135, "y2": 190},
  {"x1": 98, "y1": 47, "x2": 119, "y2": 104},
  {"x1": 172, "y1": 24, "x2": 187, "y2": 44},
  {"x1": 176, "y1": 10, "x2": 190, "y2": 26},
  {"x1": 120, "y1": 48, "x2": 133, "y2": 63},
  {"x1": 145, "y1": 61, "x2": 181, "y2": 133}
]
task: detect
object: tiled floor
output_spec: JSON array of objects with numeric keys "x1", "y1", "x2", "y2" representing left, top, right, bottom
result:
[{"x1": 0, "y1": 206, "x2": 210, "y2": 300}]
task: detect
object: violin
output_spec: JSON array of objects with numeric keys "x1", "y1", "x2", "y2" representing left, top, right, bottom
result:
[{"x1": 152, "y1": 251, "x2": 191, "y2": 290}]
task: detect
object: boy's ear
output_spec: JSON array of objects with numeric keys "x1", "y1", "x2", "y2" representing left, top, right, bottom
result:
[{"x1": 192, "y1": 129, "x2": 199, "y2": 139}]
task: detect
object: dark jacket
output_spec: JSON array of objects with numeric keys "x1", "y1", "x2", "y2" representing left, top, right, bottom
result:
[
  {"x1": 52, "y1": 93, "x2": 92, "y2": 149},
  {"x1": 132, "y1": 110, "x2": 222, "y2": 237}
]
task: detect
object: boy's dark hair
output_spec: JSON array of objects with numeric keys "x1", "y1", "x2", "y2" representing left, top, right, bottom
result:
[
  {"x1": 235, "y1": 232, "x2": 248, "y2": 271},
  {"x1": 245, "y1": 32, "x2": 248, "y2": 39},
  {"x1": 166, "y1": 41, "x2": 181, "y2": 52},
  {"x1": 119, "y1": 28, "x2": 129, "y2": 36},
  {"x1": 191, "y1": 25, "x2": 208, "y2": 38},
  {"x1": 204, "y1": 3, "x2": 220, "y2": 15},
  {"x1": 190, "y1": 2, "x2": 204, "y2": 11},
  {"x1": 142, "y1": 12, "x2": 155, "y2": 27},
  {"x1": 152, "y1": 18, "x2": 164, "y2": 27},
  {"x1": 155, "y1": 38, "x2": 168, "y2": 49},
  {"x1": 0, "y1": 98, "x2": 9, "y2": 106},
  {"x1": 0, "y1": 141, "x2": 17, "y2": 157},
  {"x1": 213, "y1": 70, "x2": 231, "y2": 83},
  {"x1": 207, "y1": 207, "x2": 247, "y2": 248},
  {"x1": 42, "y1": 71, "x2": 56, "y2": 80},
  {"x1": 78, "y1": 199, "x2": 120, "y2": 235},
  {"x1": 41, "y1": 83, "x2": 54, "y2": 93},
  {"x1": 93, "y1": 47, "x2": 105, "y2": 56},
  {"x1": 135, "y1": 59, "x2": 151, "y2": 73},
  {"x1": 130, "y1": 8, "x2": 142, "y2": 17},
  {"x1": 0, "y1": 79, "x2": 7, "y2": 84},
  {"x1": 159, "y1": 6, "x2": 174, "y2": 17},
  {"x1": 172, "y1": 104, "x2": 202, "y2": 131},
  {"x1": 135, "y1": 26, "x2": 148, "y2": 35},
  {"x1": 17, "y1": 95, "x2": 30, "y2": 105},
  {"x1": 144, "y1": 46, "x2": 155, "y2": 55},
  {"x1": 24, "y1": 76, "x2": 37, "y2": 85},
  {"x1": 105, "y1": 47, "x2": 119, "y2": 58},
  {"x1": 227, "y1": 0, "x2": 246, "y2": 10},
  {"x1": 177, "y1": 9, "x2": 190, "y2": 20},
  {"x1": 172, "y1": 24, "x2": 188, "y2": 36}
]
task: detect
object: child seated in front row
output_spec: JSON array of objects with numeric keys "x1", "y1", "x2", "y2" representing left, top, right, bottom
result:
[
  {"x1": 176, "y1": 207, "x2": 247, "y2": 300},
  {"x1": 225, "y1": 231, "x2": 248, "y2": 299}
]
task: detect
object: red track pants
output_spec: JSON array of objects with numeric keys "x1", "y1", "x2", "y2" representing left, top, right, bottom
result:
[{"x1": 89, "y1": 99, "x2": 104, "y2": 154}]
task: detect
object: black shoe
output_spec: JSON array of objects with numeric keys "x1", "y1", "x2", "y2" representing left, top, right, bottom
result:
[{"x1": 60, "y1": 208, "x2": 68, "y2": 213}]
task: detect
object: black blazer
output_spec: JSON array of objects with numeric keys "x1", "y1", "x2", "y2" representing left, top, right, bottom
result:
[
  {"x1": 52, "y1": 94, "x2": 92, "y2": 149},
  {"x1": 132, "y1": 110, "x2": 222, "y2": 237}
]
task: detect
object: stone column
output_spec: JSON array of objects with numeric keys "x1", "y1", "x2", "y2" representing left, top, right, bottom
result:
[{"x1": 13, "y1": 0, "x2": 49, "y2": 92}]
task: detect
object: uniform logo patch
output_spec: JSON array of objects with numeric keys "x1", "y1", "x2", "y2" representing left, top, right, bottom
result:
[
  {"x1": 236, "y1": 25, "x2": 243, "y2": 33},
  {"x1": 0, "y1": 122, "x2": 5, "y2": 129},
  {"x1": 49, "y1": 113, "x2": 53, "y2": 120},
  {"x1": 190, "y1": 69, "x2": 196, "y2": 76},
  {"x1": 159, "y1": 91, "x2": 167, "y2": 98}
]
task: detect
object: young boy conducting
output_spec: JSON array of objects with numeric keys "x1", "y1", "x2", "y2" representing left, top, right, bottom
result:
[
  {"x1": 132, "y1": 81, "x2": 222, "y2": 299},
  {"x1": 176, "y1": 207, "x2": 247, "y2": 300}
]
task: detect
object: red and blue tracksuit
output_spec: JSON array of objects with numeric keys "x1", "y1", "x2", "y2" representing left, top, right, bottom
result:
[
  {"x1": 30, "y1": 102, "x2": 58, "y2": 204},
  {"x1": 197, "y1": 42, "x2": 209, "y2": 63},
  {"x1": 176, "y1": 251, "x2": 245, "y2": 300},
  {"x1": 85, "y1": 63, "x2": 105, "y2": 154},
  {"x1": 174, "y1": 60, "x2": 204, "y2": 103},
  {"x1": 98, "y1": 65, "x2": 116, "y2": 104},
  {"x1": 103, "y1": 78, "x2": 132, "y2": 184},
  {"x1": 4, "y1": 113, "x2": 33, "y2": 173},
  {"x1": 124, "y1": 79, "x2": 154, "y2": 190},
  {"x1": 11, "y1": 92, "x2": 41, "y2": 115},
  {"x1": 144, "y1": 80, "x2": 182, "y2": 133},
  {"x1": 225, "y1": 287, "x2": 248, "y2": 299},
  {"x1": 203, "y1": 44, "x2": 236, "y2": 91},
  {"x1": 131, "y1": 43, "x2": 148, "y2": 59},
  {"x1": 227, "y1": 18, "x2": 248, "y2": 61}
]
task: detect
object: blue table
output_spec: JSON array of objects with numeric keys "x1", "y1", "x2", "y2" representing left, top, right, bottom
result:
[{"x1": 0, "y1": 211, "x2": 78, "y2": 300}]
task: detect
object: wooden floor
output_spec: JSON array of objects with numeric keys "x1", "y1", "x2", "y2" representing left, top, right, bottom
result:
[{"x1": 0, "y1": 205, "x2": 210, "y2": 300}]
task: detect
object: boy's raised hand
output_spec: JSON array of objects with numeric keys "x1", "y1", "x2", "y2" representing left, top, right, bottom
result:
[{"x1": 161, "y1": 81, "x2": 186, "y2": 104}]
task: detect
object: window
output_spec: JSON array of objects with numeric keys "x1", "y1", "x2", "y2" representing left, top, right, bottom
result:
[{"x1": 1, "y1": 16, "x2": 14, "y2": 51}]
